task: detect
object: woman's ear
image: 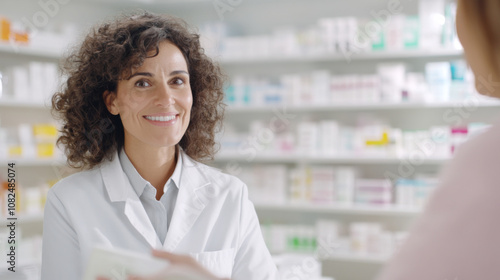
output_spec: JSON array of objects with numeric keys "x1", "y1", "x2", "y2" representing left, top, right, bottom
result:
[{"x1": 103, "y1": 90, "x2": 119, "y2": 115}]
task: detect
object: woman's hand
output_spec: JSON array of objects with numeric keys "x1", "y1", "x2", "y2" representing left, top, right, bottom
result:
[{"x1": 126, "y1": 249, "x2": 230, "y2": 280}]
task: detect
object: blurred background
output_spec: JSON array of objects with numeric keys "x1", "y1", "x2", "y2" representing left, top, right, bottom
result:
[{"x1": 0, "y1": 0, "x2": 497, "y2": 279}]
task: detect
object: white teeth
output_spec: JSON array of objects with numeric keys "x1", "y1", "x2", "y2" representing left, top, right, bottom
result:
[{"x1": 145, "y1": 115, "x2": 176, "y2": 122}]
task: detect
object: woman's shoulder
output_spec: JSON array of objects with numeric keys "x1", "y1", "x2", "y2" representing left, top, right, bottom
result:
[
  {"x1": 179, "y1": 159, "x2": 251, "y2": 213},
  {"x1": 452, "y1": 119, "x2": 500, "y2": 165},
  {"x1": 194, "y1": 161, "x2": 245, "y2": 188},
  {"x1": 48, "y1": 165, "x2": 103, "y2": 199},
  {"x1": 182, "y1": 153, "x2": 246, "y2": 196},
  {"x1": 440, "y1": 118, "x2": 500, "y2": 189}
]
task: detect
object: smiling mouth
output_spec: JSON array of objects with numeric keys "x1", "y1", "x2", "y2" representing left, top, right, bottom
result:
[{"x1": 144, "y1": 115, "x2": 177, "y2": 122}]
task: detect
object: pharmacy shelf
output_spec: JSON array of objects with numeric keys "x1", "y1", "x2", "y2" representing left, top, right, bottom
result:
[
  {"x1": 0, "y1": 258, "x2": 41, "y2": 272},
  {"x1": 321, "y1": 252, "x2": 389, "y2": 264},
  {"x1": 226, "y1": 100, "x2": 500, "y2": 113},
  {"x1": 219, "y1": 48, "x2": 464, "y2": 64},
  {"x1": 2, "y1": 213, "x2": 44, "y2": 223},
  {"x1": 0, "y1": 97, "x2": 50, "y2": 108},
  {"x1": 0, "y1": 157, "x2": 66, "y2": 166},
  {"x1": 274, "y1": 251, "x2": 389, "y2": 264},
  {"x1": 255, "y1": 203, "x2": 421, "y2": 216},
  {"x1": 214, "y1": 152, "x2": 450, "y2": 165},
  {"x1": 6, "y1": 97, "x2": 497, "y2": 111},
  {"x1": 19, "y1": 213, "x2": 44, "y2": 223},
  {"x1": 89, "y1": 0, "x2": 211, "y2": 6},
  {"x1": 0, "y1": 42, "x2": 61, "y2": 58}
]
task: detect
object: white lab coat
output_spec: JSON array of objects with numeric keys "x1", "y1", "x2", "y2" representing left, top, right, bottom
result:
[{"x1": 41, "y1": 148, "x2": 278, "y2": 280}]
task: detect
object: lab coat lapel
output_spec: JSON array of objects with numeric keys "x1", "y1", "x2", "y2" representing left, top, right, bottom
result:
[
  {"x1": 163, "y1": 151, "x2": 213, "y2": 251},
  {"x1": 100, "y1": 150, "x2": 162, "y2": 249}
]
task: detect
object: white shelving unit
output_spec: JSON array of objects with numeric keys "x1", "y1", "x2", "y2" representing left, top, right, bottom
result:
[
  {"x1": 0, "y1": 40, "x2": 62, "y2": 231},
  {"x1": 1, "y1": 1, "x2": 497, "y2": 280},
  {"x1": 322, "y1": 252, "x2": 389, "y2": 264},
  {"x1": 254, "y1": 203, "x2": 421, "y2": 216},
  {"x1": 0, "y1": 42, "x2": 62, "y2": 59},
  {"x1": 0, "y1": 258, "x2": 42, "y2": 274},
  {"x1": 218, "y1": 48, "x2": 464, "y2": 64},
  {"x1": 226, "y1": 100, "x2": 500, "y2": 112},
  {"x1": 0, "y1": 213, "x2": 44, "y2": 224},
  {"x1": 0, "y1": 98, "x2": 49, "y2": 109},
  {"x1": 0, "y1": 157, "x2": 65, "y2": 167},
  {"x1": 215, "y1": 152, "x2": 450, "y2": 164},
  {"x1": 0, "y1": 33, "x2": 66, "y2": 280}
]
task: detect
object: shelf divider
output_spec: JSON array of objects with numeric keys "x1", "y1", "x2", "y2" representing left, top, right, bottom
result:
[{"x1": 254, "y1": 202, "x2": 421, "y2": 216}]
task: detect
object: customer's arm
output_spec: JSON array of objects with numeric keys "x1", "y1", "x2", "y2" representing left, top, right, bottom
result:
[{"x1": 41, "y1": 190, "x2": 81, "y2": 280}]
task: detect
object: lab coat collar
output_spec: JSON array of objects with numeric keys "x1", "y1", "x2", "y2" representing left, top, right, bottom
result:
[
  {"x1": 118, "y1": 147, "x2": 149, "y2": 197},
  {"x1": 101, "y1": 148, "x2": 138, "y2": 203},
  {"x1": 100, "y1": 149, "x2": 161, "y2": 248},
  {"x1": 100, "y1": 148, "x2": 213, "y2": 251},
  {"x1": 163, "y1": 149, "x2": 213, "y2": 251}
]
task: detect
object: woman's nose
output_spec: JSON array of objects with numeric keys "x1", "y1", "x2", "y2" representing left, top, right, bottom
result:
[{"x1": 155, "y1": 84, "x2": 175, "y2": 107}]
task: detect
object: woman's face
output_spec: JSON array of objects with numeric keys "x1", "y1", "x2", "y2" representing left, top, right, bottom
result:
[{"x1": 105, "y1": 40, "x2": 193, "y2": 150}]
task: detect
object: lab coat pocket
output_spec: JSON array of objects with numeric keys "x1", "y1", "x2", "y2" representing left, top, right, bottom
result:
[{"x1": 189, "y1": 248, "x2": 235, "y2": 278}]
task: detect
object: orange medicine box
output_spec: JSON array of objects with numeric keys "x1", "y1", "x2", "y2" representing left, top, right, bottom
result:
[{"x1": 0, "y1": 17, "x2": 11, "y2": 41}]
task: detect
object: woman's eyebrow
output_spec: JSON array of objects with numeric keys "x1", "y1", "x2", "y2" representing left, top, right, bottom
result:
[
  {"x1": 170, "y1": 70, "x2": 189, "y2": 76},
  {"x1": 127, "y1": 72, "x2": 153, "y2": 79},
  {"x1": 127, "y1": 70, "x2": 188, "y2": 80}
]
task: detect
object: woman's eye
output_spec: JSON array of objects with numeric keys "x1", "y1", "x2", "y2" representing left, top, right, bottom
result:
[
  {"x1": 135, "y1": 80, "x2": 151, "y2": 87},
  {"x1": 171, "y1": 77, "x2": 185, "y2": 86}
]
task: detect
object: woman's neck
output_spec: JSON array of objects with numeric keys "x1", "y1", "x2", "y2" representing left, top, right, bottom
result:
[{"x1": 123, "y1": 142, "x2": 177, "y2": 200}]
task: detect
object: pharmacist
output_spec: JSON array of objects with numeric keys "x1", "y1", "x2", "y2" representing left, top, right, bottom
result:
[{"x1": 41, "y1": 12, "x2": 277, "y2": 280}]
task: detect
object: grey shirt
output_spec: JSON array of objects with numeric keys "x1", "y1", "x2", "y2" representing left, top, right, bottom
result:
[{"x1": 118, "y1": 146, "x2": 181, "y2": 245}]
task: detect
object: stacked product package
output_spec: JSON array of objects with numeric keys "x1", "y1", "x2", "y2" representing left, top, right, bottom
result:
[
  {"x1": 262, "y1": 220, "x2": 408, "y2": 258},
  {"x1": 237, "y1": 165, "x2": 438, "y2": 208},
  {"x1": 201, "y1": 1, "x2": 460, "y2": 59}
]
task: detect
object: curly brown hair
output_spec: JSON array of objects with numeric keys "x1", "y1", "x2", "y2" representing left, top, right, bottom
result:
[{"x1": 52, "y1": 12, "x2": 226, "y2": 169}]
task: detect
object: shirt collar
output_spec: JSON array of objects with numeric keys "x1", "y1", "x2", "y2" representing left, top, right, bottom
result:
[
  {"x1": 118, "y1": 146, "x2": 182, "y2": 197},
  {"x1": 169, "y1": 147, "x2": 182, "y2": 192}
]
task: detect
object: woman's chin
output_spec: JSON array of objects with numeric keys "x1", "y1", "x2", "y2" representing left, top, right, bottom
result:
[{"x1": 475, "y1": 81, "x2": 500, "y2": 98}]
